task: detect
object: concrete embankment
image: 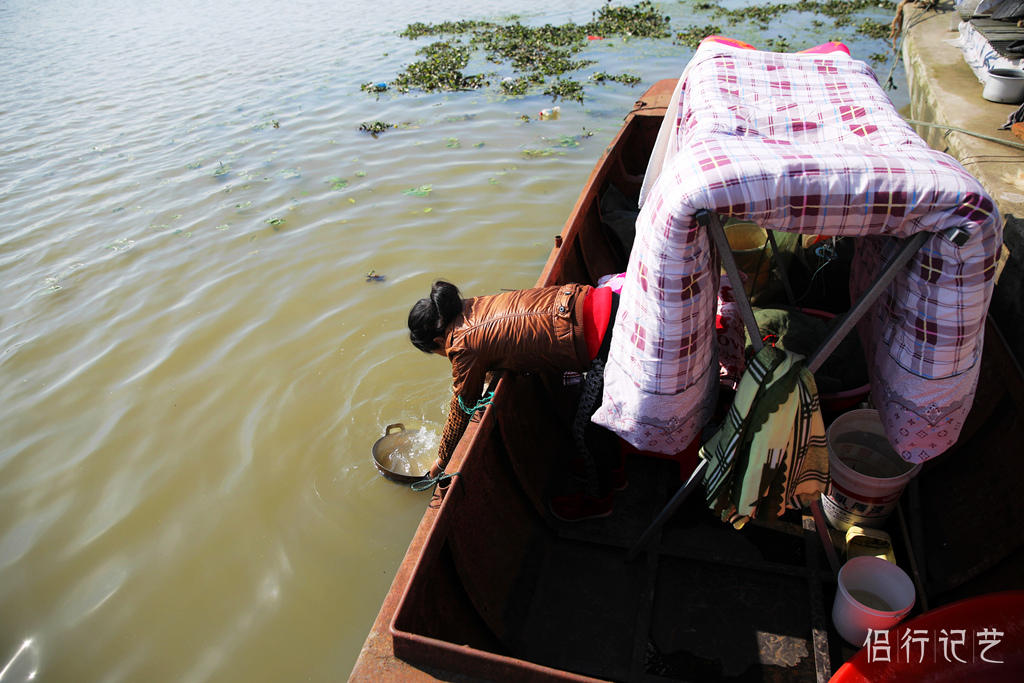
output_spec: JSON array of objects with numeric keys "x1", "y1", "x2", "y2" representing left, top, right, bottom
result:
[{"x1": 903, "y1": 4, "x2": 1023, "y2": 362}]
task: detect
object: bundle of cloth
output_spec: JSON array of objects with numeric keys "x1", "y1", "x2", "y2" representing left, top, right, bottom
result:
[{"x1": 592, "y1": 37, "x2": 1002, "y2": 465}]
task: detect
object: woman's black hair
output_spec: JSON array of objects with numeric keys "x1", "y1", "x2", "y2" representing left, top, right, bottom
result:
[{"x1": 408, "y1": 280, "x2": 463, "y2": 353}]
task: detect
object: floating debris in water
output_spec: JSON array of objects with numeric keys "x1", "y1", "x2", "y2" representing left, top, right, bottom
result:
[
  {"x1": 359, "y1": 121, "x2": 395, "y2": 137},
  {"x1": 538, "y1": 106, "x2": 560, "y2": 120},
  {"x1": 403, "y1": 184, "x2": 433, "y2": 197},
  {"x1": 366, "y1": 270, "x2": 386, "y2": 282},
  {"x1": 328, "y1": 177, "x2": 349, "y2": 190}
]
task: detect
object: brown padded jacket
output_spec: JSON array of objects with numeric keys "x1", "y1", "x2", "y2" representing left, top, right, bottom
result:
[{"x1": 430, "y1": 283, "x2": 593, "y2": 477}]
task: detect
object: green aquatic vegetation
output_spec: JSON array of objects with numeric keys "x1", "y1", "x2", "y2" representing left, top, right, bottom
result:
[
  {"x1": 360, "y1": 121, "x2": 395, "y2": 137},
  {"x1": 855, "y1": 18, "x2": 891, "y2": 40},
  {"x1": 266, "y1": 217, "x2": 285, "y2": 226},
  {"x1": 868, "y1": 51, "x2": 889, "y2": 66},
  {"x1": 401, "y1": 19, "x2": 498, "y2": 39},
  {"x1": 213, "y1": 163, "x2": 231, "y2": 177},
  {"x1": 520, "y1": 148, "x2": 565, "y2": 158},
  {"x1": 393, "y1": 41, "x2": 487, "y2": 93},
  {"x1": 590, "y1": 72, "x2": 642, "y2": 85},
  {"x1": 765, "y1": 36, "x2": 792, "y2": 51},
  {"x1": 675, "y1": 25, "x2": 723, "y2": 48},
  {"x1": 500, "y1": 76, "x2": 533, "y2": 96},
  {"x1": 251, "y1": 118, "x2": 280, "y2": 130},
  {"x1": 446, "y1": 137, "x2": 461, "y2": 148},
  {"x1": 403, "y1": 184, "x2": 433, "y2": 197},
  {"x1": 328, "y1": 177, "x2": 349, "y2": 190},
  {"x1": 544, "y1": 78, "x2": 584, "y2": 103},
  {"x1": 588, "y1": 0, "x2": 671, "y2": 38},
  {"x1": 280, "y1": 168, "x2": 301, "y2": 179},
  {"x1": 384, "y1": 2, "x2": 670, "y2": 102},
  {"x1": 687, "y1": 0, "x2": 896, "y2": 27}
]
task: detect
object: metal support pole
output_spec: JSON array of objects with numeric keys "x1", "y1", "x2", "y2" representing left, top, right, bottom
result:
[
  {"x1": 806, "y1": 231, "x2": 929, "y2": 374},
  {"x1": 627, "y1": 458, "x2": 708, "y2": 561},
  {"x1": 698, "y1": 210, "x2": 764, "y2": 353}
]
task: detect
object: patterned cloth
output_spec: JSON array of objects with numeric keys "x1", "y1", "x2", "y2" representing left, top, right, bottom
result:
[
  {"x1": 701, "y1": 345, "x2": 829, "y2": 528},
  {"x1": 592, "y1": 40, "x2": 1002, "y2": 463},
  {"x1": 955, "y1": 19, "x2": 1023, "y2": 86}
]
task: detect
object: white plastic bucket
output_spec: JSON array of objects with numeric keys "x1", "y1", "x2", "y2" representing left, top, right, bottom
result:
[
  {"x1": 821, "y1": 409, "x2": 920, "y2": 531},
  {"x1": 832, "y1": 556, "x2": 915, "y2": 645}
]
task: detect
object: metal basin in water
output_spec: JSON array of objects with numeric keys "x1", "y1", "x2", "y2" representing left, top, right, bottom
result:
[{"x1": 371, "y1": 423, "x2": 431, "y2": 483}]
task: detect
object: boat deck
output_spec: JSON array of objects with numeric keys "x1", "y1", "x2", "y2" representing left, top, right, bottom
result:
[{"x1": 518, "y1": 453, "x2": 836, "y2": 681}]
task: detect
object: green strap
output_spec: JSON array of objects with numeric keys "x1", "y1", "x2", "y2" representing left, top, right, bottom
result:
[
  {"x1": 411, "y1": 471, "x2": 460, "y2": 492},
  {"x1": 458, "y1": 390, "x2": 495, "y2": 416}
]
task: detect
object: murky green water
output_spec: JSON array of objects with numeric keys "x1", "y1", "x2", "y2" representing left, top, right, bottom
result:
[{"x1": 0, "y1": 1, "x2": 906, "y2": 679}]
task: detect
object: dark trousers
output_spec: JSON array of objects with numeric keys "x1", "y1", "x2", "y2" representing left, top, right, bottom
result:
[{"x1": 572, "y1": 293, "x2": 619, "y2": 497}]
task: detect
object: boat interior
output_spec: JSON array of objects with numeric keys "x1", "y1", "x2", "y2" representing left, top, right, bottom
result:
[{"x1": 384, "y1": 88, "x2": 1024, "y2": 682}]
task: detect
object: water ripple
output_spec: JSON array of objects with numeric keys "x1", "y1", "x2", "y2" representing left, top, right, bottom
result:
[{"x1": 0, "y1": 0, "x2": 911, "y2": 679}]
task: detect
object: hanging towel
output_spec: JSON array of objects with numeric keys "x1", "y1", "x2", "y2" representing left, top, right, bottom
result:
[{"x1": 701, "y1": 345, "x2": 829, "y2": 529}]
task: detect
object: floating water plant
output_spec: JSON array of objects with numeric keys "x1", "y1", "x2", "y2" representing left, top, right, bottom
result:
[
  {"x1": 381, "y1": 2, "x2": 670, "y2": 102},
  {"x1": 590, "y1": 72, "x2": 642, "y2": 85},
  {"x1": 359, "y1": 121, "x2": 395, "y2": 137},
  {"x1": 544, "y1": 78, "x2": 585, "y2": 103},
  {"x1": 328, "y1": 177, "x2": 349, "y2": 190},
  {"x1": 393, "y1": 41, "x2": 487, "y2": 93},
  {"x1": 856, "y1": 18, "x2": 891, "y2": 40},
  {"x1": 684, "y1": 0, "x2": 896, "y2": 29},
  {"x1": 675, "y1": 25, "x2": 723, "y2": 48},
  {"x1": 403, "y1": 184, "x2": 433, "y2": 197}
]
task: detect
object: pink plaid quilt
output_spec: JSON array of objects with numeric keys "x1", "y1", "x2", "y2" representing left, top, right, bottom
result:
[{"x1": 592, "y1": 42, "x2": 1002, "y2": 463}]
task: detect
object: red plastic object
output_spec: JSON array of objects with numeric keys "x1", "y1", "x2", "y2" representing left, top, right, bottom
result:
[{"x1": 830, "y1": 591, "x2": 1024, "y2": 682}]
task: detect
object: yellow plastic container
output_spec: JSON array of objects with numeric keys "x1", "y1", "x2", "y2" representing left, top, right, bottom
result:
[
  {"x1": 724, "y1": 221, "x2": 772, "y2": 295},
  {"x1": 845, "y1": 525, "x2": 896, "y2": 564}
]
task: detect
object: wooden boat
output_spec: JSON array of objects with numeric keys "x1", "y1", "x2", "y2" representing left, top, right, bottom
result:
[{"x1": 350, "y1": 80, "x2": 1024, "y2": 681}]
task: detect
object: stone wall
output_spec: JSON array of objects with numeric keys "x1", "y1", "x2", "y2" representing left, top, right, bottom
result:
[{"x1": 903, "y1": 5, "x2": 1023, "y2": 364}]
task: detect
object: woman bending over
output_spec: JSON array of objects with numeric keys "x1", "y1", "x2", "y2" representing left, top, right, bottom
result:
[{"x1": 408, "y1": 279, "x2": 619, "y2": 521}]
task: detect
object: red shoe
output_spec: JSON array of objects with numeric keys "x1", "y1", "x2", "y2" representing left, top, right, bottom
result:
[{"x1": 549, "y1": 492, "x2": 614, "y2": 522}]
